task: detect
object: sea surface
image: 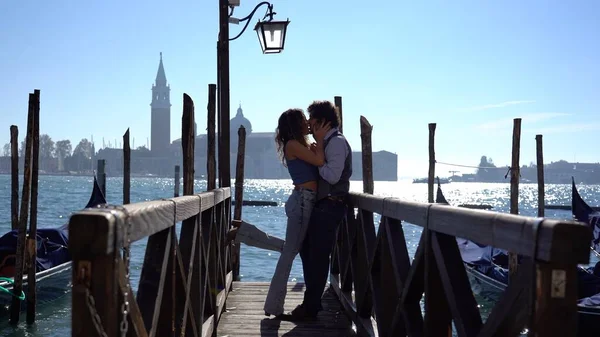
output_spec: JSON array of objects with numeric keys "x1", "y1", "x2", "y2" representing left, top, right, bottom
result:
[{"x1": 0, "y1": 174, "x2": 599, "y2": 336}]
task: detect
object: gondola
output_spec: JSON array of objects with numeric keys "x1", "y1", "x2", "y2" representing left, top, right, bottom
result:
[
  {"x1": 435, "y1": 180, "x2": 600, "y2": 336},
  {"x1": 0, "y1": 176, "x2": 106, "y2": 316}
]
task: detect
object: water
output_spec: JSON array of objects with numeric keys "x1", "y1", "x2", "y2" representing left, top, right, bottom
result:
[{"x1": 0, "y1": 174, "x2": 599, "y2": 336}]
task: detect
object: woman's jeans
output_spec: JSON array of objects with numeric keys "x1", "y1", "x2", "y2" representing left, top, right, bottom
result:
[{"x1": 263, "y1": 188, "x2": 316, "y2": 315}]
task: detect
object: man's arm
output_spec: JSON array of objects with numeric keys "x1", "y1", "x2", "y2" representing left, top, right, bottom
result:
[{"x1": 318, "y1": 136, "x2": 348, "y2": 185}]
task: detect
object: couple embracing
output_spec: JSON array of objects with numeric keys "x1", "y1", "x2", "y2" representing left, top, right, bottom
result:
[{"x1": 228, "y1": 100, "x2": 352, "y2": 321}]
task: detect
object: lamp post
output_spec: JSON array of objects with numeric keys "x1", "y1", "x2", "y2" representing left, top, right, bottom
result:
[{"x1": 217, "y1": 0, "x2": 289, "y2": 188}]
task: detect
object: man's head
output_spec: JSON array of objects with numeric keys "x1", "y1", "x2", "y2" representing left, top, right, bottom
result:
[{"x1": 307, "y1": 100, "x2": 340, "y2": 134}]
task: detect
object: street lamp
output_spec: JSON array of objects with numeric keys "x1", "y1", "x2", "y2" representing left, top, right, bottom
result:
[
  {"x1": 255, "y1": 19, "x2": 290, "y2": 54},
  {"x1": 217, "y1": 0, "x2": 289, "y2": 189},
  {"x1": 229, "y1": 2, "x2": 290, "y2": 54}
]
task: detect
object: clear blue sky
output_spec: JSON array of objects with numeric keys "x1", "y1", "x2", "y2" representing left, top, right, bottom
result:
[{"x1": 1, "y1": 0, "x2": 598, "y2": 178}]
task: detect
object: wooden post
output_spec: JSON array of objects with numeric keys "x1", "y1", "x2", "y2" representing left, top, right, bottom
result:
[
  {"x1": 335, "y1": 96, "x2": 343, "y2": 134},
  {"x1": 174, "y1": 166, "x2": 180, "y2": 197},
  {"x1": 217, "y1": 0, "x2": 231, "y2": 189},
  {"x1": 508, "y1": 118, "x2": 522, "y2": 280},
  {"x1": 177, "y1": 93, "x2": 201, "y2": 336},
  {"x1": 97, "y1": 159, "x2": 106, "y2": 197},
  {"x1": 182, "y1": 94, "x2": 195, "y2": 195},
  {"x1": 232, "y1": 126, "x2": 246, "y2": 281},
  {"x1": 26, "y1": 89, "x2": 40, "y2": 324},
  {"x1": 536, "y1": 134, "x2": 544, "y2": 217},
  {"x1": 123, "y1": 128, "x2": 130, "y2": 205},
  {"x1": 10, "y1": 92, "x2": 35, "y2": 324},
  {"x1": 10, "y1": 125, "x2": 18, "y2": 231},
  {"x1": 70, "y1": 213, "x2": 120, "y2": 337},
  {"x1": 428, "y1": 123, "x2": 436, "y2": 203},
  {"x1": 207, "y1": 84, "x2": 217, "y2": 190},
  {"x1": 360, "y1": 116, "x2": 373, "y2": 194}
]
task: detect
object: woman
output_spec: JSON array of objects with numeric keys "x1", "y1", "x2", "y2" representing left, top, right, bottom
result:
[{"x1": 263, "y1": 108, "x2": 330, "y2": 317}]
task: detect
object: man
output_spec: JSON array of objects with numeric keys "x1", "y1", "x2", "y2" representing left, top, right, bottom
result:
[
  {"x1": 225, "y1": 100, "x2": 351, "y2": 320},
  {"x1": 287, "y1": 100, "x2": 352, "y2": 321}
]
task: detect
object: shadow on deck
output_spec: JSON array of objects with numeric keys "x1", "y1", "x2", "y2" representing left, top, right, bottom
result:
[{"x1": 218, "y1": 282, "x2": 356, "y2": 337}]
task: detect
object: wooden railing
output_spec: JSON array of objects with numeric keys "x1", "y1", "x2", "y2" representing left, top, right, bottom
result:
[
  {"x1": 69, "y1": 188, "x2": 232, "y2": 337},
  {"x1": 330, "y1": 192, "x2": 591, "y2": 337}
]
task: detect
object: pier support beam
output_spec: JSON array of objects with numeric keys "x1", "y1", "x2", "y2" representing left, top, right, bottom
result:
[
  {"x1": 536, "y1": 134, "x2": 544, "y2": 217},
  {"x1": 508, "y1": 118, "x2": 522, "y2": 280}
]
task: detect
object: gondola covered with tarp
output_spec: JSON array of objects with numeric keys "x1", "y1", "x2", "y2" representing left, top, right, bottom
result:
[
  {"x1": 0, "y1": 176, "x2": 106, "y2": 314},
  {"x1": 435, "y1": 180, "x2": 600, "y2": 337}
]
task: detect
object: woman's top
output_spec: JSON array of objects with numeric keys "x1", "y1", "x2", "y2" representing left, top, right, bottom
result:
[
  {"x1": 284, "y1": 143, "x2": 319, "y2": 185},
  {"x1": 287, "y1": 158, "x2": 319, "y2": 184}
]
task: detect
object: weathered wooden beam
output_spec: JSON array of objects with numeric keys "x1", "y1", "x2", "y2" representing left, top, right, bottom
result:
[
  {"x1": 123, "y1": 128, "x2": 130, "y2": 205},
  {"x1": 179, "y1": 92, "x2": 201, "y2": 337},
  {"x1": 207, "y1": 84, "x2": 217, "y2": 191},
  {"x1": 10, "y1": 125, "x2": 18, "y2": 231},
  {"x1": 174, "y1": 166, "x2": 180, "y2": 197},
  {"x1": 182, "y1": 93, "x2": 195, "y2": 195},
  {"x1": 348, "y1": 193, "x2": 590, "y2": 264},
  {"x1": 68, "y1": 188, "x2": 231, "y2": 253},
  {"x1": 508, "y1": 118, "x2": 522, "y2": 280},
  {"x1": 536, "y1": 134, "x2": 544, "y2": 218},
  {"x1": 10, "y1": 92, "x2": 35, "y2": 324},
  {"x1": 232, "y1": 125, "x2": 246, "y2": 281},
  {"x1": 69, "y1": 201, "x2": 120, "y2": 337},
  {"x1": 97, "y1": 159, "x2": 106, "y2": 197},
  {"x1": 428, "y1": 123, "x2": 436, "y2": 203},
  {"x1": 335, "y1": 96, "x2": 343, "y2": 133},
  {"x1": 360, "y1": 116, "x2": 373, "y2": 194},
  {"x1": 26, "y1": 89, "x2": 40, "y2": 324}
]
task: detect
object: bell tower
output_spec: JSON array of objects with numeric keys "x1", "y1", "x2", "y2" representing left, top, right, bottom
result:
[{"x1": 150, "y1": 52, "x2": 171, "y2": 155}]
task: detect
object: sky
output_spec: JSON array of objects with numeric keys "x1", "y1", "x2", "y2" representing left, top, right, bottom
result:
[{"x1": 1, "y1": 0, "x2": 599, "y2": 178}]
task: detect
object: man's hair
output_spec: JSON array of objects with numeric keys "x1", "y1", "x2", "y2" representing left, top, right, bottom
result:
[{"x1": 307, "y1": 100, "x2": 340, "y2": 129}]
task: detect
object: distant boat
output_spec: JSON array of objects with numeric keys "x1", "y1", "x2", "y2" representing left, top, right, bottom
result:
[
  {"x1": 0, "y1": 176, "x2": 106, "y2": 316},
  {"x1": 436, "y1": 181, "x2": 600, "y2": 336},
  {"x1": 413, "y1": 177, "x2": 449, "y2": 184}
]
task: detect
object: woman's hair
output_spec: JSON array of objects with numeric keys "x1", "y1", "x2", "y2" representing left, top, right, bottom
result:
[{"x1": 275, "y1": 108, "x2": 309, "y2": 165}]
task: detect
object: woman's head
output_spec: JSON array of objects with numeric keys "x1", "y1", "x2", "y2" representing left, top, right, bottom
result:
[{"x1": 275, "y1": 108, "x2": 309, "y2": 164}]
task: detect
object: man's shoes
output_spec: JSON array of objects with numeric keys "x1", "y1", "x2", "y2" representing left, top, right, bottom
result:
[
  {"x1": 286, "y1": 304, "x2": 317, "y2": 322},
  {"x1": 265, "y1": 311, "x2": 291, "y2": 320}
]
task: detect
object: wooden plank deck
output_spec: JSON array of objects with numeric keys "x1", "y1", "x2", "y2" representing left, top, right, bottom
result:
[{"x1": 218, "y1": 282, "x2": 357, "y2": 337}]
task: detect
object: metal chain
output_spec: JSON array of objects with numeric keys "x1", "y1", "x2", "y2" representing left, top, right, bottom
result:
[
  {"x1": 84, "y1": 287, "x2": 109, "y2": 337},
  {"x1": 119, "y1": 206, "x2": 132, "y2": 337}
]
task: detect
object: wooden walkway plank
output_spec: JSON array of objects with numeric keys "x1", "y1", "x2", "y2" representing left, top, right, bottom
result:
[{"x1": 218, "y1": 282, "x2": 356, "y2": 337}]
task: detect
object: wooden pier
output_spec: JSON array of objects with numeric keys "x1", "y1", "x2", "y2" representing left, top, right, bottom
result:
[
  {"x1": 67, "y1": 91, "x2": 592, "y2": 337},
  {"x1": 219, "y1": 282, "x2": 355, "y2": 336}
]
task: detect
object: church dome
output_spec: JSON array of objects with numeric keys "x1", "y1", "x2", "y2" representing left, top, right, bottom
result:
[{"x1": 230, "y1": 104, "x2": 252, "y2": 134}]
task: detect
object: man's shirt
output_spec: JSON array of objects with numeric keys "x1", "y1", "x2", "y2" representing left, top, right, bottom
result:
[{"x1": 318, "y1": 127, "x2": 348, "y2": 185}]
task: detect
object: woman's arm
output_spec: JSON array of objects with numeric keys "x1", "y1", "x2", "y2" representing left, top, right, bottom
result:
[{"x1": 286, "y1": 140, "x2": 325, "y2": 166}]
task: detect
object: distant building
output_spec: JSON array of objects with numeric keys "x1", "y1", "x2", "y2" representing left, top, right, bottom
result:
[
  {"x1": 150, "y1": 52, "x2": 171, "y2": 157},
  {"x1": 94, "y1": 53, "x2": 398, "y2": 181}
]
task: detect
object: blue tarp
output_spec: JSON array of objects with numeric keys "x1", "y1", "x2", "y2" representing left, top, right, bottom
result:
[
  {"x1": 0, "y1": 228, "x2": 70, "y2": 275},
  {"x1": 0, "y1": 176, "x2": 106, "y2": 277},
  {"x1": 456, "y1": 237, "x2": 600, "y2": 299}
]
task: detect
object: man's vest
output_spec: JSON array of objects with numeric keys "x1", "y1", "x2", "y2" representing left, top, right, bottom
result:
[{"x1": 316, "y1": 130, "x2": 353, "y2": 201}]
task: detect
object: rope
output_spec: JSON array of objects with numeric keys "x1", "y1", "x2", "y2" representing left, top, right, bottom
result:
[
  {"x1": 435, "y1": 160, "x2": 506, "y2": 170},
  {"x1": 0, "y1": 277, "x2": 26, "y2": 300},
  {"x1": 435, "y1": 160, "x2": 521, "y2": 179}
]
